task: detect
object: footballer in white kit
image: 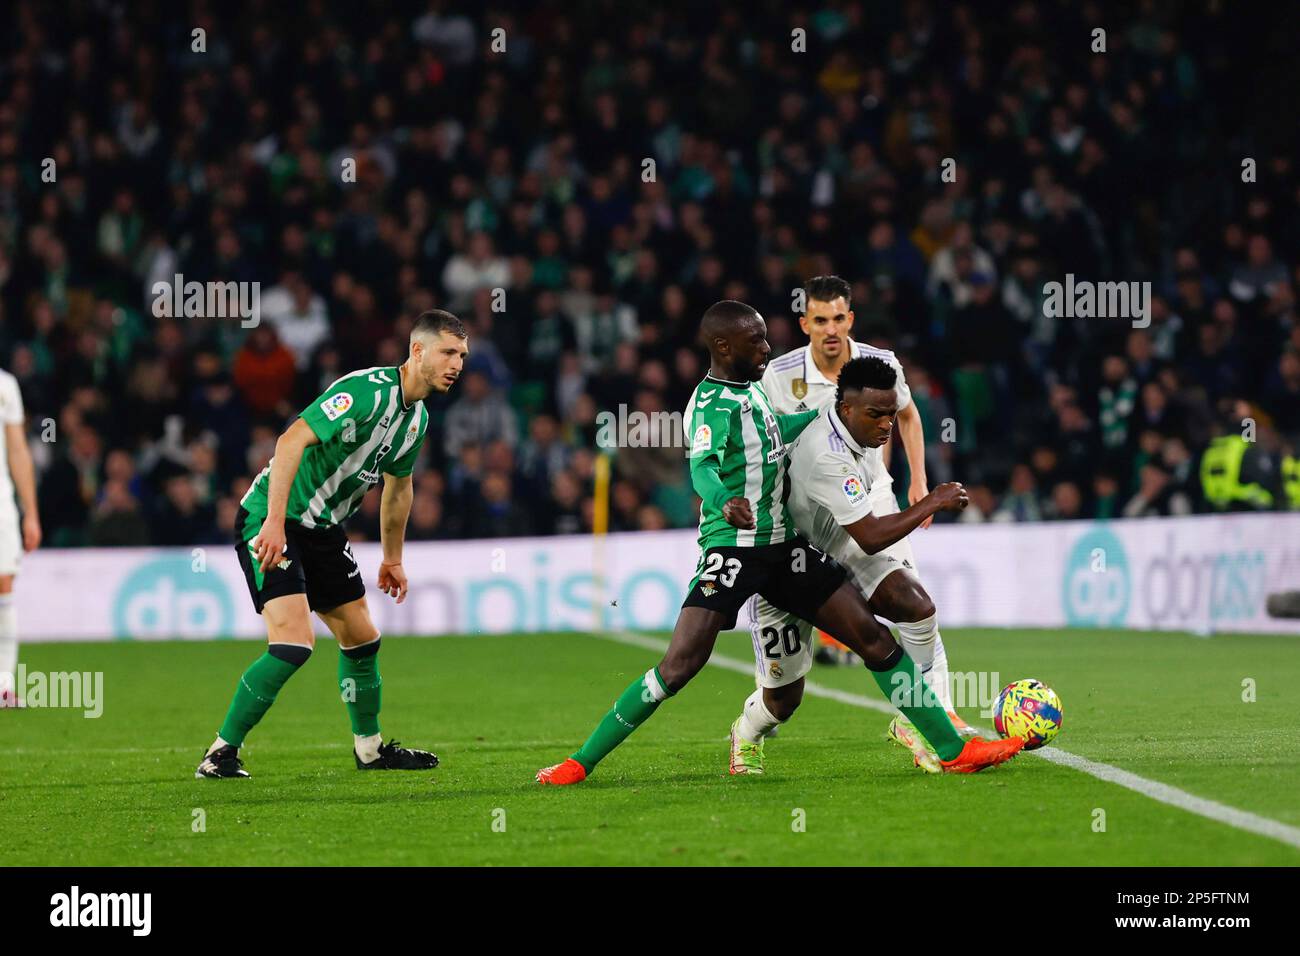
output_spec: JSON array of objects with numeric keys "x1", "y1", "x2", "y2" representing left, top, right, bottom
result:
[
  {"x1": 727, "y1": 277, "x2": 971, "y2": 775},
  {"x1": 760, "y1": 316, "x2": 923, "y2": 608},
  {"x1": 0, "y1": 368, "x2": 42, "y2": 708}
]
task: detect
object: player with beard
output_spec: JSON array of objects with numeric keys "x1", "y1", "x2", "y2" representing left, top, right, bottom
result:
[{"x1": 196, "y1": 310, "x2": 468, "y2": 778}]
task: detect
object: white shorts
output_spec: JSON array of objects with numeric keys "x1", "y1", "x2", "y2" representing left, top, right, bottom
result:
[
  {"x1": 0, "y1": 510, "x2": 20, "y2": 576},
  {"x1": 749, "y1": 504, "x2": 919, "y2": 689}
]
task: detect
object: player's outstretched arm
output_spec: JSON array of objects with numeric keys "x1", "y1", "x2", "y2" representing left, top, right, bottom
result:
[
  {"x1": 4, "y1": 422, "x2": 40, "y2": 551},
  {"x1": 775, "y1": 408, "x2": 819, "y2": 444},
  {"x1": 896, "y1": 402, "x2": 933, "y2": 528},
  {"x1": 843, "y1": 482, "x2": 968, "y2": 555},
  {"x1": 255, "y1": 417, "x2": 320, "y2": 573},
  {"x1": 377, "y1": 472, "x2": 413, "y2": 603}
]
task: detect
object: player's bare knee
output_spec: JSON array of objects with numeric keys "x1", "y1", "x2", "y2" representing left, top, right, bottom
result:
[
  {"x1": 262, "y1": 600, "x2": 314, "y2": 649},
  {"x1": 894, "y1": 578, "x2": 935, "y2": 621},
  {"x1": 902, "y1": 590, "x2": 936, "y2": 623},
  {"x1": 854, "y1": 612, "x2": 897, "y2": 665},
  {"x1": 657, "y1": 652, "x2": 704, "y2": 692},
  {"x1": 340, "y1": 623, "x2": 380, "y2": 649}
]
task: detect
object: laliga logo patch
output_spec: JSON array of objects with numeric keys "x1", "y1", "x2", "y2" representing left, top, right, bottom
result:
[
  {"x1": 692, "y1": 423, "x2": 712, "y2": 455},
  {"x1": 842, "y1": 475, "x2": 865, "y2": 502},
  {"x1": 320, "y1": 392, "x2": 353, "y2": 421}
]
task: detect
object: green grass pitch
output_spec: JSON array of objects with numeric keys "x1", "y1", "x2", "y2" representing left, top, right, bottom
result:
[{"x1": 1, "y1": 628, "x2": 1298, "y2": 866}]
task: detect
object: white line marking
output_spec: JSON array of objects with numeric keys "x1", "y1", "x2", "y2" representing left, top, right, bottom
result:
[{"x1": 599, "y1": 630, "x2": 1300, "y2": 852}]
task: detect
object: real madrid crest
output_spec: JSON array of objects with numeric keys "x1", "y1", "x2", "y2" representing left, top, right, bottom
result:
[{"x1": 791, "y1": 378, "x2": 808, "y2": 400}]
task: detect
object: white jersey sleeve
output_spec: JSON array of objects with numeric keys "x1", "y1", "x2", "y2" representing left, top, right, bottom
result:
[
  {"x1": 758, "y1": 358, "x2": 799, "y2": 415},
  {"x1": 805, "y1": 449, "x2": 874, "y2": 526},
  {"x1": 0, "y1": 371, "x2": 24, "y2": 426},
  {"x1": 891, "y1": 359, "x2": 912, "y2": 411}
]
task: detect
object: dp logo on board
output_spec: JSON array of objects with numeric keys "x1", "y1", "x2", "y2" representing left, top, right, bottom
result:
[
  {"x1": 112, "y1": 556, "x2": 234, "y2": 639},
  {"x1": 1062, "y1": 526, "x2": 1130, "y2": 627}
]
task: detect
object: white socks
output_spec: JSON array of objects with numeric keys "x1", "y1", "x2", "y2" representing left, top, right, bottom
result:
[
  {"x1": 893, "y1": 613, "x2": 954, "y2": 712},
  {"x1": 355, "y1": 733, "x2": 382, "y2": 763},
  {"x1": 736, "y1": 689, "x2": 781, "y2": 742},
  {"x1": 0, "y1": 594, "x2": 16, "y2": 696}
]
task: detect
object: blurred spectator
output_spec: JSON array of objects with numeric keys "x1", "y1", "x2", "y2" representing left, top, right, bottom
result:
[
  {"x1": 261, "y1": 272, "x2": 330, "y2": 370},
  {"x1": 88, "y1": 479, "x2": 150, "y2": 546},
  {"x1": 443, "y1": 371, "x2": 518, "y2": 457},
  {"x1": 233, "y1": 325, "x2": 298, "y2": 420},
  {"x1": 0, "y1": 0, "x2": 1294, "y2": 554}
]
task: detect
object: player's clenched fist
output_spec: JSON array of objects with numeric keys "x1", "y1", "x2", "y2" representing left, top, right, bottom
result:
[
  {"x1": 722, "y1": 496, "x2": 756, "y2": 530},
  {"x1": 928, "y1": 481, "x2": 969, "y2": 512}
]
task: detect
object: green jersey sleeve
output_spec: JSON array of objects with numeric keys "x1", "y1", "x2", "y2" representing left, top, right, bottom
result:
[
  {"x1": 688, "y1": 400, "x2": 733, "y2": 465},
  {"x1": 777, "y1": 408, "x2": 819, "y2": 444},
  {"x1": 687, "y1": 400, "x2": 735, "y2": 513},
  {"x1": 300, "y1": 379, "x2": 375, "y2": 443}
]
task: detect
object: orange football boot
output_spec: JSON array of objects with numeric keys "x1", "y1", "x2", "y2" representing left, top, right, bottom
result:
[
  {"x1": 537, "y1": 757, "x2": 588, "y2": 785},
  {"x1": 937, "y1": 736, "x2": 1024, "y2": 773}
]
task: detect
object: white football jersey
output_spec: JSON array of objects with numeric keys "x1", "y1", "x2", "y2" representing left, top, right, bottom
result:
[
  {"x1": 762, "y1": 340, "x2": 910, "y2": 507},
  {"x1": 785, "y1": 404, "x2": 894, "y2": 562},
  {"x1": 0, "y1": 369, "x2": 24, "y2": 512}
]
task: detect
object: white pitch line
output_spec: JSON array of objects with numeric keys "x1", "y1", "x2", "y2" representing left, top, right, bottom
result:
[{"x1": 599, "y1": 630, "x2": 1300, "y2": 852}]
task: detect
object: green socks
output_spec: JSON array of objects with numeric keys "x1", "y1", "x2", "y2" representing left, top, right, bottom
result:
[
  {"x1": 339, "y1": 640, "x2": 382, "y2": 736},
  {"x1": 572, "y1": 667, "x2": 672, "y2": 771},
  {"x1": 218, "y1": 644, "x2": 313, "y2": 747},
  {"x1": 868, "y1": 646, "x2": 964, "y2": 761},
  {"x1": 215, "y1": 640, "x2": 383, "y2": 747}
]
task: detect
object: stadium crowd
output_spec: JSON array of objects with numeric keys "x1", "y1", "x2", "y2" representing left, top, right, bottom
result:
[{"x1": 1, "y1": 0, "x2": 1298, "y2": 548}]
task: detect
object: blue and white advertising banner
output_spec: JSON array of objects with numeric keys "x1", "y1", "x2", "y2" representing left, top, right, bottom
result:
[{"x1": 15, "y1": 514, "x2": 1300, "y2": 641}]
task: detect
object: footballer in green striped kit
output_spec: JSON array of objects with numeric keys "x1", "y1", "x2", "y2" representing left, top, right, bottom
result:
[
  {"x1": 196, "y1": 310, "x2": 468, "y2": 778},
  {"x1": 537, "y1": 300, "x2": 1024, "y2": 784}
]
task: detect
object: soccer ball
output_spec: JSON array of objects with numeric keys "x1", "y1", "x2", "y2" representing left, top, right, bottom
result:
[{"x1": 992, "y1": 679, "x2": 1062, "y2": 750}]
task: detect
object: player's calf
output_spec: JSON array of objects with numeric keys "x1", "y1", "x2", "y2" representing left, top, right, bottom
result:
[{"x1": 813, "y1": 582, "x2": 969, "y2": 762}]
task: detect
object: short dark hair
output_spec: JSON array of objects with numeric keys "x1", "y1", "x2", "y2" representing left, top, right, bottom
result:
[
  {"x1": 836, "y1": 356, "x2": 897, "y2": 405},
  {"x1": 699, "y1": 299, "x2": 760, "y2": 345},
  {"x1": 413, "y1": 309, "x2": 467, "y2": 340},
  {"x1": 803, "y1": 275, "x2": 852, "y2": 311}
]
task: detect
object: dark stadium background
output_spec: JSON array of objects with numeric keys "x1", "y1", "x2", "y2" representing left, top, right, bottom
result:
[{"x1": 4, "y1": 0, "x2": 1300, "y2": 550}]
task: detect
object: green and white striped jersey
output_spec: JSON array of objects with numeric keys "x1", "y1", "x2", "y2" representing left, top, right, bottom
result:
[
  {"x1": 684, "y1": 375, "x2": 816, "y2": 549},
  {"x1": 239, "y1": 367, "x2": 428, "y2": 539}
]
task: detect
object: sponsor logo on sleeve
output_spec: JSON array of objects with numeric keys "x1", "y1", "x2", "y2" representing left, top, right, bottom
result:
[{"x1": 320, "y1": 393, "x2": 353, "y2": 421}]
